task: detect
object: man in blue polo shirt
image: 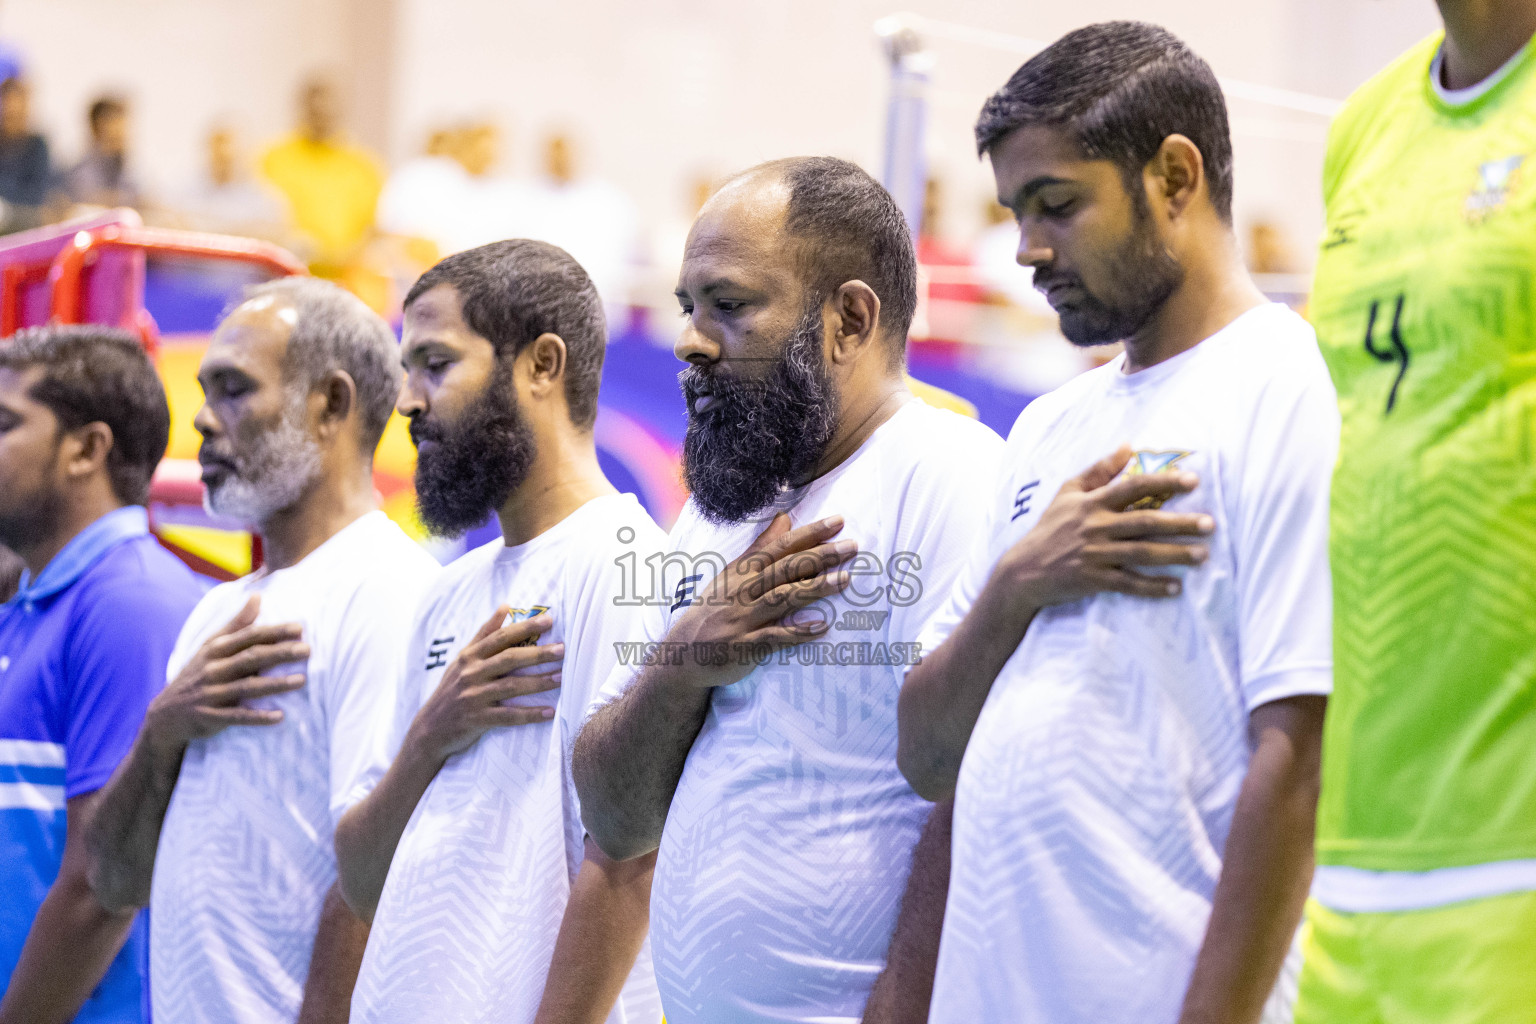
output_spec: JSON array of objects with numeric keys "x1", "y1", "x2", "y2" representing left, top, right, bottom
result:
[{"x1": 0, "y1": 326, "x2": 203, "y2": 1024}]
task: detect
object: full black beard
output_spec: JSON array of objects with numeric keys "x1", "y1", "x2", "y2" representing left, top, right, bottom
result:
[
  {"x1": 411, "y1": 362, "x2": 536, "y2": 538},
  {"x1": 1044, "y1": 190, "x2": 1185, "y2": 347},
  {"x1": 680, "y1": 306, "x2": 839, "y2": 525}
]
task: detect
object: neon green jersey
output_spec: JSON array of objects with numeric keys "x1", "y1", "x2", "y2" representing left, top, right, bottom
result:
[{"x1": 1310, "y1": 33, "x2": 1536, "y2": 873}]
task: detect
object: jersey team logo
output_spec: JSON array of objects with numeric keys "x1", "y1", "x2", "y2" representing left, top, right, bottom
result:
[
  {"x1": 1123, "y1": 450, "x2": 1192, "y2": 509},
  {"x1": 505, "y1": 605, "x2": 550, "y2": 646},
  {"x1": 1466, "y1": 154, "x2": 1524, "y2": 221}
]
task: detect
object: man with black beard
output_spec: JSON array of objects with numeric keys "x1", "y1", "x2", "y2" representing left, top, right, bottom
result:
[
  {"x1": 86, "y1": 278, "x2": 441, "y2": 1024},
  {"x1": 571, "y1": 157, "x2": 1004, "y2": 1024},
  {"x1": 334, "y1": 240, "x2": 664, "y2": 1024}
]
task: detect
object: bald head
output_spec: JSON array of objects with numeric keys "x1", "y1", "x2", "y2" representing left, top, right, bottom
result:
[{"x1": 697, "y1": 157, "x2": 917, "y2": 360}]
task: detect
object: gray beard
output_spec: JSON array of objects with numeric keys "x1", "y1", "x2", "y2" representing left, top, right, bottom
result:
[{"x1": 204, "y1": 401, "x2": 323, "y2": 529}]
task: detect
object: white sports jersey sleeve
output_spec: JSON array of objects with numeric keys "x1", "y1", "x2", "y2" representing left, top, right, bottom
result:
[
  {"x1": 1229, "y1": 359, "x2": 1339, "y2": 709},
  {"x1": 325, "y1": 583, "x2": 430, "y2": 822}
]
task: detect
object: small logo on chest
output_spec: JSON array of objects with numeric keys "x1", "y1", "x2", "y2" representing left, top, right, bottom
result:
[
  {"x1": 425, "y1": 637, "x2": 455, "y2": 671},
  {"x1": 504, "y1": 606, "x2": 551, "y2": 646},
  {"x1": 1467, "y1": 155, "x2": 1525, "y2": 221},
  {"x1": 1011, "y1": 480, "x2": 1041, "y2": 521},
  {"x1": 671, "y1": 574, "x2": 703, "y2": 612},
  {"x1": 1123, "y1": 450, "x2": 1194, "y2": 509}
]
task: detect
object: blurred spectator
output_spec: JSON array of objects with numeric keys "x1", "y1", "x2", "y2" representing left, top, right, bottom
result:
[
  {"x1": 59, "y1": 95, "x2": 141, "y2": 209},
  {"x1": 522, "y1": 130, "x2": 639, "y2": 315},
  {"x1": 260, "y1": 76, "x2": 384, "y2": 276},
  {"x1": 0, "y1": 77, "x2": 50, "y2": 233},
  {"x1": 1247, "y1": 219, "x2": 1298, "y2": 274},
  {"x1": 173, "y1": 125, "x2": 283, "y2": 239},
  {"x1": 378, "y1": 120, "x2": 527, "y2": 261},
  {"x1": 0, "y1": 544, "x2": 20, "y2": 603},
  {"x1": 376, "y1": 126, "x2": 465, "y2": 257}
]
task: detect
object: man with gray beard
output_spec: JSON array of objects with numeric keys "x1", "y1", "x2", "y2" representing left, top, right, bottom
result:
[{"x1": 85, "y1": 278, "x2": 440, "y2": 1024}]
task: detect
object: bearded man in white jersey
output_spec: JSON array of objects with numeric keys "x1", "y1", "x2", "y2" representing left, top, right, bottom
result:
[
  {"x1": 889, "y1": 22, "x2": 1337, "y2": 1024},
  {"x1": 84, "y1": 278, "x2": 440, "y2": 1023},
  {"x1": 334, "y1": 240, "x2": 663, "y2": 1024},
  {"x1": 572, "y1": 157, "x2": 1003, "y2": 1024}
]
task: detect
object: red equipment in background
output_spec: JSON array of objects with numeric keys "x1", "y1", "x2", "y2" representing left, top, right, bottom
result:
[{"x1": 0, "y1": 209, "x2": 307, "y2": 579}]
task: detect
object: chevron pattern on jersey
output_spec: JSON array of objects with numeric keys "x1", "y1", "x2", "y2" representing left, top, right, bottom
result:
[
  {"x1": 352, "y1": 498, "x2": 665, "y2": 1024},
  {"x1": 932, "y1": 603, "x2": 1301, "y2": 1024},
  {"x1": 1306, "y1": 44, "x2": 1536, "y2": 869},
  {"x1": 150, "y1": 516, "x2": 438, "y2": 1023},
  {"x1": 1318, "y1": 262, "x2": 1536, "y2": 866},
  {"x1": 152, "y1": 627, "x2": 335, "y2": 1022},
  {"x1": 630, "y1": 405, "x2": 1003, "y2": 1024},
  {"x1": 922, "y1": 318, "x2": 1332, "y2": 1023}
]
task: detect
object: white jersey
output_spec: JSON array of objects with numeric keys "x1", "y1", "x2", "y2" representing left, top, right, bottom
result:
[
  {"x1": 926, "y1": 304, "x2": 1337, "y2": 1024},
  {"x1": 151, "y1": 512, "x2": 439, "y2": 1023},
  {"x1": 351, "y1": 494, "x2": 665, "y2": 1024},
  {"x1": 591, "y1": 401, "x2": 1004, "y2": 1024}
]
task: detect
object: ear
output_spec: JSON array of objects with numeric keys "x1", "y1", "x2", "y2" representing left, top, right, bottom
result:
[
  {"x1": 826, "y1": 281, "x2": 882, "y2": 367},
  {"x1": 61, "y1": 421, "x2": 114, "y2": 485},
  {"x1": 315, "y1": 369, "x2": 358, "y2": 440},
  {"x1": 1146, "y1": 134, "x2": 1204, "y2": 221},
  {"x1": 522, "y1": 333, "x2": 568, "y2": 402}
]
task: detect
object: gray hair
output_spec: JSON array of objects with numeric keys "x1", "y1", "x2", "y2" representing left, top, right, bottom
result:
[{"x1": 242, "y1": 277, "x2": 402, "y2": 451}]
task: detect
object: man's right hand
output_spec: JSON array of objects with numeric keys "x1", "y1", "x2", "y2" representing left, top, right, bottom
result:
[
  {"x1": 144, "y1": 595, "x2": 308, "y2": 759},
  {"x1": 662, "y1": 513, "x2": 858, "y2": 691},
  {"x1": 995, "y1": 446, "x2": 1216, "y2": 611},
  {"x1": 404, "y1": 606, "x2": 564, "y2": 766}
]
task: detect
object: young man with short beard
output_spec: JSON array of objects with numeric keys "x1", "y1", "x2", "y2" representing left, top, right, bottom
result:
[
  {"x1": 572, "y1": 157, "x2": 1004, "y2": 1024},
  {"x1": 892, "y1": 22, "x2": 1336, "y2": 1024},
  {"x1": 0, "y1": 328, "x2": 203, "y2": 1024},
  {"x1": 85, "y1": 278, "x2": 440, "y2": 1024},
  {"x1": 334, "y1": 240, "x2": 663, "y2": 1024}
]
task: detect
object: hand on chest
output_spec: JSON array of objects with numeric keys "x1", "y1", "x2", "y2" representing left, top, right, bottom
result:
[{"x1": 1007, "y1": 443, "x2": 1216, "y2": 540}]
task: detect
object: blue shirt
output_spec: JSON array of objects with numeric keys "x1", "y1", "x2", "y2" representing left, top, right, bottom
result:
[{"x1": 0, "y1": 507, "x2": 204, "y2": 1023}]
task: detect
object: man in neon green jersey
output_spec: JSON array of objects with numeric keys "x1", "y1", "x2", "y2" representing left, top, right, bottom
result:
[{"x1": 1298, "y1": 2, "x2": 1536, "y2": 1021}]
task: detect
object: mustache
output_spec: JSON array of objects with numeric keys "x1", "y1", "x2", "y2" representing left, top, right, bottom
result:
[
  {"x1": 1031, "y1": 268, "x2": 1080, "y2": 293},
  {"x1": 198, "y1": 443, "x2": 237, "y2": 468},
  {"x1": 679, "y1": 363, "x2": 768, "y2": 407},
  {"x1": 407, "y1": 414, "x2": 446, "y2": 447}
]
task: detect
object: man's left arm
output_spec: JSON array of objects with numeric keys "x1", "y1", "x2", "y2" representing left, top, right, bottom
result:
[
  {"x1": 1180, "y1": 363, "x2": 1340, "y2": 1023},
  {"x1": 533, "y1": 839, "x2": 655, "y2": 1024},
  {"x1": 1177, "y1": 695, "x2": 1324, "y2": 1024},
  {"x1": 0, "y1": 792, "x2": 139, "y2": 1024},
  {"x1": 295, "y1": 884, "x2": 371, "y2": 1024}
]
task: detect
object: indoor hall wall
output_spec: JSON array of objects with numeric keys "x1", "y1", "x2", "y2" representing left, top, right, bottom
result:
[
  {"x1": 390, "y1": 0, "x2": 1440, "y2": 274},
  {"x1": 3, "y1": 0, "x2": 357, "y2": 199}
]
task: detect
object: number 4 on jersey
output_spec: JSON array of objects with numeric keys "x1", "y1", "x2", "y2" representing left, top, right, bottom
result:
[{"x1": 1363, "y1": 293, "x2": 1409, "y2": 413}]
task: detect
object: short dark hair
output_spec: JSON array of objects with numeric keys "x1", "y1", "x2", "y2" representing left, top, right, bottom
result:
[
  {"x1": 0, "y1": 326, "x2": 169, "y2": 505},
  {"x1": 741, "y1": 157, "x2": 917, "y2": 360},
  {"x1": 240, "y1": 277, "x2": 402, "y2": 452},
  {"x1": 404, "y1": 240, "x2": 607, "y2": 428},
  {"x1": 975, "y1": 21, "x2": 1234, "y2": 222},
  {"x1": 88, "y1": 95, "x2": 127, "y2": 133}
]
